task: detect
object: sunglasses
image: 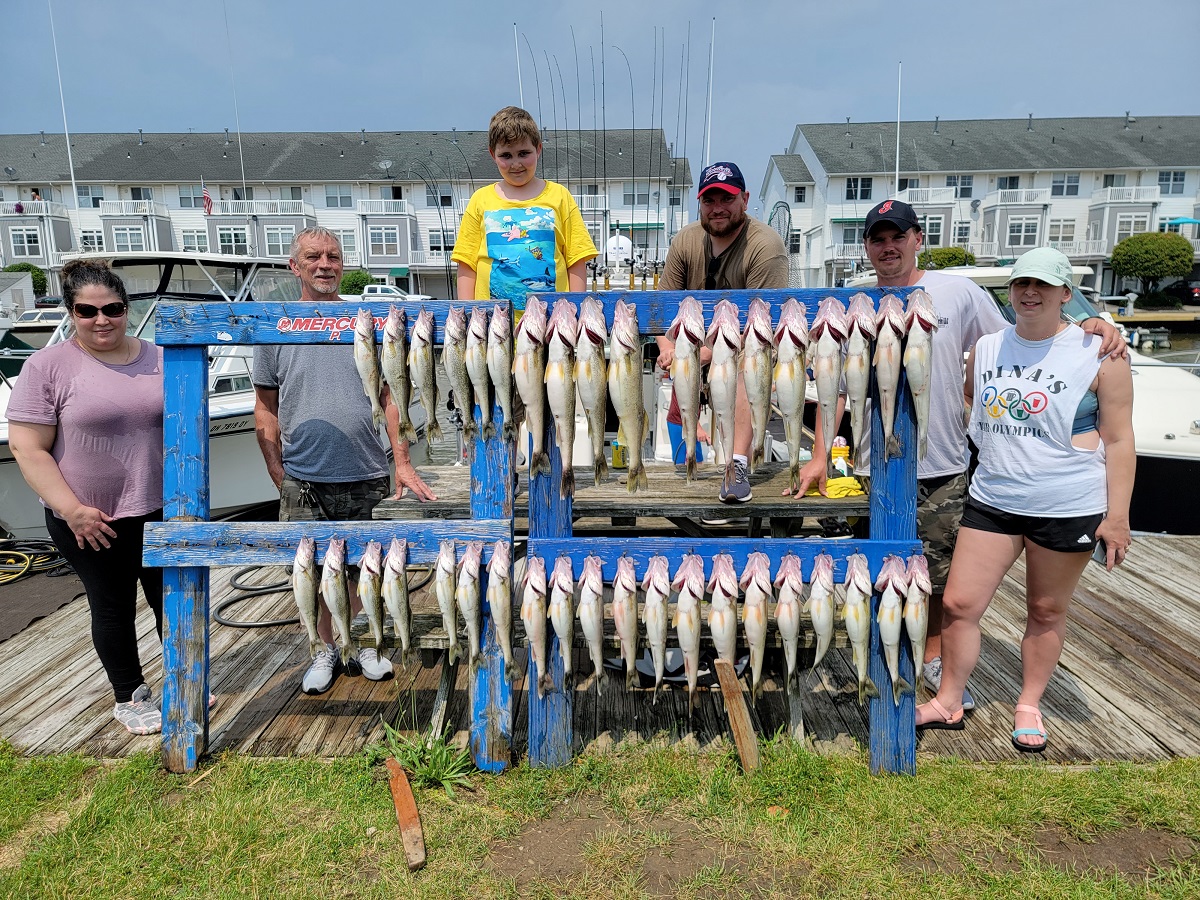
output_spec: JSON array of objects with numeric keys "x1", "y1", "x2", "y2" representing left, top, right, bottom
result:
[
  {"x1": 72, "y1": 302, "x2": 128, "y2": 319},
  {"x1": 705, "y1": 255, "x2": 721, "y2": 291}
]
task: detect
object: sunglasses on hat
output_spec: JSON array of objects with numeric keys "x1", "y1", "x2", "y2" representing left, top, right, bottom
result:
[{"x1": 72, "y1": 302, "x2": 128, "y2": 319}]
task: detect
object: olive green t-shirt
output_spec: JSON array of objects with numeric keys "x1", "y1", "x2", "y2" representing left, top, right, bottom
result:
[{"x1": 659, "y1": 216, "x2": 788, "y2": 292}]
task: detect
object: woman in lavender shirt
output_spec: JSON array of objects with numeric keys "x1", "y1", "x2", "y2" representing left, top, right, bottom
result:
[{"x1": 8, "y1": 259, "x2": 169, "y2": 735}]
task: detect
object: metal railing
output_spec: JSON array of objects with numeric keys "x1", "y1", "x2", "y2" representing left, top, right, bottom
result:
[
  {"x1": 985, "y1": 189, "x2": 1051, "y2": 206},
  {"x1": 831, "y1": 243, "x2": 866, "y2": 260},
  {"x1": 1047, "y1": 239, "x2": 1109, "y2": 256},
  {"x1": 212, "y1": 199, "x2": 314, "y2": 216},
  {"x1": 99, "y1": 199, "x2": 170, "y2": 217},
  {"x1": 894, "y1": 187, "x2": 956, "y2": 205},
  {"x1": 1091, "y1": 186, "x2": 1160, "y2": 204},
  {"x1": 575, "y1": 194, "x2": 610, "y2": 211},
  {"x1": 356, "y1": 199, "x2": 412, "y2": 215},
  {"x1": 0, "y1": 200, "x2": 67, "y2": 216}
]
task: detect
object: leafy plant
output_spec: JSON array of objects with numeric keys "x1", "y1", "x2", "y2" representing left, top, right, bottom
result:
[
  {"x1": 3, "y1": 262, "x2": 47, "y2": 297},
  {"x1": 382, "y1": 723, "x2": 476, "y2": 798},
  {"x1": 339, "y1": 269, "x2": 372, "y2": 295},
  {"x1": 917, "y1": 246, "x2": 976, "y2": 269},
  {"x1": 1110, "y1": 231, "x2": 1193, "y2": 296}
]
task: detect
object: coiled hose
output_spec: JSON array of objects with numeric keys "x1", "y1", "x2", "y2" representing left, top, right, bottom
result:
[{"x1": 0, "y1": 539, "x2": 73, "y2": 586}]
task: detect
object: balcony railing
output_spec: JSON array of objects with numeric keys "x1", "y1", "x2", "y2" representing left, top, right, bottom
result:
[
  {"x1": 575, "y1": 194, "x2": 610, "y2": 211},
  {"x1": 1047, "y1": 239, "x2": 1109, "y2": 256},
  {"x1": 983, "y1": 189, "x2": 1051, "y2": 206},
  {"x1": 343, "y1": 250, "x2": 361, "y2": 266},
  {"x1": 357, "y1": 199, "x2": 412, "y2": 215},
  {"x1": 965, "y1": 242, "x2": 998, "y2": 257},
  {"x1": 894, "y1": 187, "x2": 956, "y2": 205},
  {"x1": 0, "y1": 200, "x2": 67, "y2": 216},
  {"x1": 831, "y1": 243, "x2": 866, "y2": 260},
  {"x1": 99, "y1": 199, "x2": 170, "y2": 217},
  {"x1": 1090, "y1": 186, "x2": 1160, "y2": 204},
  {"x1": 212, "y1": 199, "x2": 315, "y2": 216},
  {"x1": 1190, "y1": 238, "x2": 1200, "y2": 254}
]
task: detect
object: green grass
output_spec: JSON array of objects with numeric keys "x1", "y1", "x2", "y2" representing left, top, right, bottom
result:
[{"x1": 0, "y1": 739, "x2": 1197, "y2": 899}]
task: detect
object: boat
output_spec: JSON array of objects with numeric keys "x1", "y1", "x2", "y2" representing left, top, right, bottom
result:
[{"x1": 8, "y1": 306, "x2": 68, "y2": 349}]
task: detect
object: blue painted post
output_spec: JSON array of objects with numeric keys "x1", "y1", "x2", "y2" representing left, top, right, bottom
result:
[
  {"x1": 867, "y1": 370, "x2": 919, "y2": 776},
  {"x1": 525, "y1": 410, "x2": 574, "y2": 768},
  {"x1": 161, "y1": 346, "x2": 211, "y2": 773}
]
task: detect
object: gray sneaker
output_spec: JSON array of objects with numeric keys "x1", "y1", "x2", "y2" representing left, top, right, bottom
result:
[
  {"x1": 356, "y1": 647, "x2": 395, "y2": 682},
  {"x1": 113, "y1": 683, "x2": 161, "y2": 735},
  {"x1": 302, "y1": 643, "x2": 339, "y2": 694},
  {"x1": 718, "y1": 459, "x2": 752, "y2": 503},
  {"x1": 922, "y1": 656, "x2": 975, "y2": 711}
]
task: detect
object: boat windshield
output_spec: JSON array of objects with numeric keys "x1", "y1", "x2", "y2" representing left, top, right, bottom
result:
[{"x1": 107, "y1": 261, "x2": 300, "y2": 302}]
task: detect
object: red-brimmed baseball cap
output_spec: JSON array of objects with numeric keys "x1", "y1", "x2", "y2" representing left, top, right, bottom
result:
[{"x1": 697, "y1": 162, "x2": 746, "y2": 197}]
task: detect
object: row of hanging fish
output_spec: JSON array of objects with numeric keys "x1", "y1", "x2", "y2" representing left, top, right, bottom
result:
[{"x1": 520, "y1": 551, "x2": 930, "y2": 709}]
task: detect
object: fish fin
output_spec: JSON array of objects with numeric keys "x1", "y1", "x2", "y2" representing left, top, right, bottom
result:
[
  {"x1": 447, "y1": 644, "x2": 459, "y2": 667},
  {"x1": 686, "y1": 453, "x2": 697, "y2": 484},
  {"x1": 671, "y1": 609, "x2": 679, "y2": 628},
  {"x1": 428, "y1": 418, "x2": 444, "y2": 443},
  {"x1": 483, "y1": 421, "x2": 496, "y2": 441},
  {"x1": 886, "y1": 433, "x2": 902, "y2": 459},
  {"x1": 593, "y1": 455, "x2": 608, "y2": 486},
  {"x1": 625, "y1": 664, "x2": 637, "y2": 692},
  {"x1": 893, "y1": 676, "x2": 912, "y2": 707},
  {"x1": 789, "y1": 462, "x2": 800, "y2": 496},
  {"x1": 402, "y1": 421, "x2": 419, "y2": 443},
  {"x1": 750, "y1": 444, "x2": 763, "y2": 473},
  {"x1": 862, "y1": 677, "x2": 880, "y2": 706},
  {"x1": 637, "y1": 465, "x2": 649, "y2": 492},
  {"x1": 560, "y1": 467, "x2": 574, "y2": 499},
  {"x1": 918, "y1": 433, "x2": 927, "y2": 460}
]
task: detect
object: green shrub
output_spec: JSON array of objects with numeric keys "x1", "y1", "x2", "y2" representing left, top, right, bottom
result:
[
  {"x1": 339, "y1": 269, "x2": 372, "y2": 295},
  {"x1": 1134, "y1": 292, "x2": 1182, "y2": 310},
  {"x1": 3, "y1": 262, "x2": 47, "y2": 297},
  {"x1": 1110, "y1": 232, "x2": 1193, "y2": 296},
  {"x1": 917, "y1": 246, "x2": 976, "y2": 269}
]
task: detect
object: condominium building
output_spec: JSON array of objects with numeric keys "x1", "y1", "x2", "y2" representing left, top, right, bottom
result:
[
  {"x1": 0, "y1": 128, "x2": 692, "y2": 297},
  {"x1": 760, "y1": 115, "x2": 1200, "y2": 291}
]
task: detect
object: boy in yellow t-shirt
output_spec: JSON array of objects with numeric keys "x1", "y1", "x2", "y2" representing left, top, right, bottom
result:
[{"x1": 452, "y1": 106, "x2": 597, "y2": 309}]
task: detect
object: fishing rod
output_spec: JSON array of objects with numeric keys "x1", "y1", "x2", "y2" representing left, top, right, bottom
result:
[
  {"x1": 543, "y1": 50, "x2": 560, "y2": 180},
  {"x1": 522, "y1": 33, "x2": 543, "y2": 128},
  {"x1": 554, "y1": 54, "x2": 571, "y2": 193}
]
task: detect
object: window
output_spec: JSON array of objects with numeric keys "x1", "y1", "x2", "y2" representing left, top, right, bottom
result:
[
  {"x1": 112, "y1": 226, "x2": 146, "y2": 253},
  {"x1": 80, "y1": 229, "x2": 104, "y2": 251},
  {"x1": 1116, "y1": 213, "x2": 1149, "y2": 243},
  {"x1": 946, "y1": 174, "x2": 973, "y2": 198},
  {"x1": 77, "y1": 185, "x2": 104, "y2": 208},
  {"x1": 1006, "y1": 216, "x2": 1038, "y2": 247},
  {"x1": 429, "y1": 229, "x2": 456, "y2": 252},
  {"x1": 232, "y1": 186, "x2": 254, "y2": 201},
  {"x1": 668, "y1": 189, "x2": 681, "y2": 207},
  {"x1": 179, "y1": 185, "x2": 205, "y2": 208},
  {"x1": 845, "y1": 177, "x2": 872, "y2": 201},
  {"x1": 181, "y1": 229, "x2": 208, "y2": 252},
  {"x1": 265, "y1": 225, "x2": 295, "y2": 257},
  {"x1": 369, "y1": 225, "x2": 399, "y2": 256},
  {"x1": 130, "y1": 186, "x2": 153, "y2": 201},
  {"x1": 789, "y1": 229, "x2": 802, "y2": 254},
  {"x1": 841, "y1": 223, "x2": 864, "y2": 245},
  {"x1": 983, "y1": 223, "x2": 994, "y2": 243},
  {"x1": 1047, "y1": 219, "x2": 1076, "y2": 244},
  {"x1": 1159, "y1": 221, "x2": 1182, "y2": 234},
  {"x1": 1050, "y1": 173, "x2": 1080, "y2": 197},
  {"x1": 920, "y1": 215, "x2": 943, "y2": 247},
  {"x1": 1158, "y1": 171, "x2": 1185, "y2": 195},
  {"x1": 10, "y1": 227, "x2": 41, "y2": 257},
  {"x1": 1102, "y1": 173, "x2": 1126, "y2": 189},
  {"x1": 325, "y1": 184, "x2": 352, "y2": 208},
  {"x1": 335, "y1": 229, "x2": 356, "y2": 254},
  {"x1": 622, "y1": 182, "x2": 649, "y2": 206},
  {"x1": 997, "y1": 175, "x2": 1021, "y2": 191},
  {"x1": 281, "y1": 186, "x2": 303, "y2": 201},
  {"x1": 425, "y1": 184, "x2": 453, "y2": 207},
  {"x1": 793, "y1": 186, "x2": 807, "y2": 203},
  {"x1": 952, "y1": 221, "x2": 971, "y2": 245},
  {"x1": 898, "y1": 177, "x2": 920, "y2": 192},
  {"x1": 218, "y1": 226, "x2": 249, "y2": 255}
]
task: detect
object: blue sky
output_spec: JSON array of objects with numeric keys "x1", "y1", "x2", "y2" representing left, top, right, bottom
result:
[{"x1": 3, "y1": 0, "x2": 1197, "y2": 215}]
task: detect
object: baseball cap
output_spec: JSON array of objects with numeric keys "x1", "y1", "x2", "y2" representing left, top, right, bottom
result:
[
  {"x1": 697, "y1": 162, "x2": 746, "y2": 197},
  {"x1": 1008, "y1": 247, "x2": 1074, "y2": 287},
  {"x1": 864, "y1": 199, "x2": 920, "y2": 238}
]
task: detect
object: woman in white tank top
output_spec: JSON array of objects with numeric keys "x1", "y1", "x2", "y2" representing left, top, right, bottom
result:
[{"x1": 916, "y1": 248, "x2": 1135, "y2": 752}]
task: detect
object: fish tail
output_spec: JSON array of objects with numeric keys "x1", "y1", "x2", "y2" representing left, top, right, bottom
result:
[
  {"x1": 504, "y1": 658, "x2": 518, "y2": 683},
  {"x1": 918, "y1": 433, "x2": 927, "y2": 460},
  {"x1": 893, "y1": 676, "x2": 912, "y2": 707},
  {"x1": 463, "y1": 416, "x2": 478, "y2": 441},
  {"x1": 560, "y1": 466, "x2": 575, "y2": 499},
  {"x1": 402, "y1": 421, "x2": 419, "y2": 443},
  {"x1": 860, "y1": 676, "x2": 880, "y2": 706},
  {"x1": 533, "y1": 450, "x2": 552, "y2": 477},
  {"x1": 502, "y1": 420, "x2": 515, "y2": 442},
  {"x1": 593, "y1": 455, "x2": 608, "y2": 486},
  {"x1": 447, "y1": 642, "x2": 460, "y2": 667},
  {"x1": 886, "y1": 433, "x2": 902, "y2": 459},
  {"x1": 789, "y1": 462, "x2": 799, "y2": 496},
  {"x1": 428, "y1": 418, "x2": 444, "y2": 443},
  {"x1": 685, "y1": 453, "x2": 697, "y2": 484},
  {"x1": 750, "y1": 444, "x2": 763, "y2": 474},
  {"x1": 373, "y1": 407, "x2": 386, "y2": 429},
  {"x1": 483, "y1": 421, "x2": 496, "y2": 441},
  {"x1": 309, "y1": 639, "x2": 324, "y2": 660},
  {"x1": 539, "y1": 671, "x2": 555, "y2": 696},
  {"x1": 637, "y1": 465, "x2": 649, "y2": 493},
  {"x1": 652, "y1": 680, "x2": 660, "y2": 705},
  {"x1": 625, "y1": 664, "x2": 637, "y2": 692}
]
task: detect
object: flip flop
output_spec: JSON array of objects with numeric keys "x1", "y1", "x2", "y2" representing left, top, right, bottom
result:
[
  {"x1": 1011, "y1": 703, "x2": 1048, "y2": 753},
  {"x1": 915, "y1": 697, "x2": 965, "y2": 731}
]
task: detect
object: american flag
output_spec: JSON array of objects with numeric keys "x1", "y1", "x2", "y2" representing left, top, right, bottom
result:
[{"x1": 201, "y1": 178, "x2": 213, "y2": 216}]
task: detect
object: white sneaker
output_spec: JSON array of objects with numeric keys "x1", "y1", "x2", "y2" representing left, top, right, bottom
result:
[
  {"x1": 356, "y1": 647, "x2": 395, "y2": 682},
  {"x1": 302, "y1": 643, "x2": 339, "y2": 694},
  {"x1": 922, "y1": 656, "x2": 975, "y2": 711},
  {"x1": 113, "y1": 683, "x2": 161, "y2": 735}
]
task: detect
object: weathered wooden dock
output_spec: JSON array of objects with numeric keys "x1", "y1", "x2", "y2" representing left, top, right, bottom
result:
[{"x1": 2, "y1": 534, "x2": 1196, "y2": 764}]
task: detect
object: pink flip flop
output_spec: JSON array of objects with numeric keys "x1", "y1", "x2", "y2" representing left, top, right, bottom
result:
[
  {"x1": 1011, "y1": 703, "x2": 1048, "y2": 752},
  {"x1": 916, "y1": 697, "x2": 965, "y2": 731}
]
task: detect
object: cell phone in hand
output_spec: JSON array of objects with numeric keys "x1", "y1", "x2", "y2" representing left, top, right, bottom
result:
[{"x1": 1091, "y1": 538, "x2": 1108, "y2": 567}]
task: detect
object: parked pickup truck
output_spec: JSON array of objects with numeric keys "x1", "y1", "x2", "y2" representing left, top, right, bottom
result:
[{"x1": 359, "y1": 284, "x2": 433, "y2": 302}]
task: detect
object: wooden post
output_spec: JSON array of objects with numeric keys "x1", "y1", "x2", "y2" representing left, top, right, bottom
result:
[
  {"x1": 161, "y1": 346, "x2": 211, "y2": 773},
  {"x1": 714, "y1": 659, "x2": 760, "y2": 771}
]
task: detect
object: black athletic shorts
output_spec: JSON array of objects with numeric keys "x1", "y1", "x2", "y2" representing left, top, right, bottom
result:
[{"x1": 960, "y1": 496, "x2": 1104, "y2": 553}]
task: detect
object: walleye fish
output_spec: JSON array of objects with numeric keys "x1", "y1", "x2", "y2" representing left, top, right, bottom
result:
[
  {"x1": 548, "y1": 555, "x2": 576, "y2": 685},
  {"x1": 667, "y1": 296, "x2": 706, "y2": 483},
  {"x1": 292, "y1": 536, "x2": 322, "y2": 659},
  {"x1": 443, "y1": 306, "x2": 476, "y2": 441},
  {"x1": 319, "y1": 537, "x2": 353, "y2": 666},
  {"x1": 845, "y1": 293, "x2": 878, "y2": 469},
  {"x1": 773, "y1": 553, "x2": 804, "y2": 693},
  {"x1": 487, "y1": 303, "x2": 517, "y2": 442},
  {"x1": 357, "y1": 540, "x2": 385, "y2": 653},
  {"x1": 576, "y1": 296, "x2": 609, "y2": 486},
  {"x1": 641, "y1": 554, "x2": 671, "y2": 702},
  {"x1": 808, "y1": 296, "x2": 849, "y2": 480},
  {"x1": 381, "y1": 306, "x2": 417, "y2": 443},
  {"x1": 707, "y1": 552, "x2": 739, "y2": 663},
  {"x1": 875, "y1": 554, "x2": 913, "y2": 705},
  {"x1": 904, "y1": 555, "x2": 932, "y2": 697},
  {"x1": 612, "y1": 556, "x2": 640, "y2": 690},
  {"x1": 806, "y1": 552, "x2": 836, "y2": 672},
  {"x1": 486, "y1": 540, "x2": 516, "y2": 681},
  {"x1": 608, "y1": 299, "x2": 648, "y2": 493},
  {"x1": 773, "y1": 298, "x2": 810, "y2": 495},
  {"x1": 382, "y1": 538, "x2": 414, "y2": 668},
  {"x1": 545, "y1": 299, "x2": 579, "y2": 498},
  {"x1": 874, "y1": 294, "x2": 908, "y2": 459},
  {"x1": 672, "y1": 553, "x2": 705, "y2": 710},
  {"x1": 739, "y1": 551, "x2": 772, "y2": 701},
  {"x1": 409, "y1": 307, "x2": 443, "y2": 442},
  {"x1": 513, "y1": 296, "x2": 550, "y2": 477},
  {"x1": 465, "y1": 306, "x2": 494, "y2": 440},
  {"x1": 353, "y1": 308, "x2": 385, "y2": 428},
  {"x1": 741, "y1": 298, "x2": 774, "y2": 474},
  {"x1": 455, "y1": 541, "x2": 484, "y2": 670},
  {"x1": 578, "y1": 554, "x2": 607, "y2": 693},
  {"x1": 903, "y1": 289, "x2": 938, "y2": 460},
  {"x1": 707, "y1": 300, "x2": 742, "y2": 493},
  {"x1": 843, "y1": 553, "x2": 879, "y2": 705},
  {"x1": 521, "y1": 555, "x2": 552, "y2": 698},
  {"x1": 434, "y1": 540, "x2": 462, "y2": 666}
]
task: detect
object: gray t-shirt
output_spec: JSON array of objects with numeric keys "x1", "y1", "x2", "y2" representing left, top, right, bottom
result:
[{"x1": 253, "y1": 343, "x2": 388, "y2": 483}]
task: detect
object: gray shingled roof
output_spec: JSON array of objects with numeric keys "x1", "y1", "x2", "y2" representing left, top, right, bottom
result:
[
  {"x1": 768, "y1": 154, "x2": 813, "y2": 183},
  {"x1": 0, "y1": 129, "x2": 691, "y2": 188},
  {"x1": 797, "y1": 116, "x2": 1200, "y2": 175},
  {"x1": 0, "y1": 273, "x2": 30, "y2": 291}
]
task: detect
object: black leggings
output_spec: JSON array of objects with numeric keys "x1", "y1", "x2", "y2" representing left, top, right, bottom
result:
[{"x1": 45, "y1": 508, "x2": 164, "y2": 703}]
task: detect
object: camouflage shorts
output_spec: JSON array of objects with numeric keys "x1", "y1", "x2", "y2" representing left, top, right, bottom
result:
[
  {"x1": 279, "y1": 475, "x2": 390, "y2": 522},
  {"x1": 917, "y1": 472, "x2": 968, "y2": 592}
]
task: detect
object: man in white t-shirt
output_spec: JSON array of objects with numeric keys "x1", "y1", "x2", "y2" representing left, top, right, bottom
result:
[{"x1": 795, "y1": 199, "x2": 1124, "y2": 708}]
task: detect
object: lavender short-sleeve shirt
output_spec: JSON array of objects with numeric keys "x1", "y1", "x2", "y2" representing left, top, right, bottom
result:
[{"x1": 7, "y1": 338, "x2": 165, "y2": 519}]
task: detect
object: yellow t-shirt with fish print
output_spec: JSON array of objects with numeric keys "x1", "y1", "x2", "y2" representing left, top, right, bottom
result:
[{"x1": 451, "y1": 180, "x2": 596, "y2": 311}]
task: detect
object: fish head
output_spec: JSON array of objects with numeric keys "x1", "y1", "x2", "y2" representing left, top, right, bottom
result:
[
  {"x1": 773, "y1": 553, "x2": 803, "y2": 588},
  {"x1": 876, "y1": 294, "x2": 908, "y2": 336},
  {"x1": 904, "y1": 288, "x2": 938, "y2": 333},
  {"x1": 414, "y1": 307, "x2": 436, "y2": 343},
  {"x1": 445, "y1": 306, "x2": 468, "y2": 342},
  {"x1": 873, "y1": 554, "x2": 909, "y2": 592},
  {"x1": 705, "y1": 300, "x2": 741, "y2": 349},
  {"x1": 547, "y1": 298, "x2": 580, "y2": 347},
  {"x1": 743, "y1": 297, "x2": 774, "y2": 344},
  {"x1": 614, "y1": 555, "x2": 637, "y2": 591},
  {"x1": 642, "y1": 554, "x2": 669, "y2": 591},
  {"x1": 458, "y1": 541, "x2": 483, "y2": 579},
  {"x1": 523, "y1": 554, "x2": 547, "y2": 591},
  {"x1": 384, "y1": 538, "x2": 408, "y2": 575},
  {"x1": 578, "y1": 297, "x2": 608, "y2": 346},
  {"x1": 582, "y1": 554, "x2": 603, "y2": 582},
  {"x1": 773, "y1": 298, "x2": 810, "y2": 349},
  {"x1": 323, "y1": 537, "x2": 346, "y2": 569},
  {"x1": 811, "y1": 552, "x2": 835, "y2": 586},
  {"x1": 487, "y1": 540, "x2": 511, "y2": 576},
  {"x1": 667, "y1": 296, "x2": 704, "y2": 344},
  {"x1": 384, "y1": 305, "x2": 406, "y2": 343},
  {"x1": 810, "y1": 296, "x2": 849, "y2": 341},
  {"x1": 550, "y1": 554, "x2": 575, "y2": 591},
  {"x1": 672, "y1": 553, "x2": 702, "y2": 591},
  {"x1": 359, "y1": 540, "x2": 383, "y2": 576},
  {"x1": 609, "y1": 299, "x2": 641, "y2": 352},
  {"x1": 467, "y1": 306, "x2": 489, "y2": 341},
  {"x1": 295, "y1": 536, "x2": 315, "y2": 568},
  {"x1": 906, "y1": 554, "x2": 932, "y2": 592},
  {"x1": 706, "y1": 552, "x2": 737, "y2": 594},
  {"x1": 739, "y1": 551, "x2": 771, "y2": 590},
  {"x1": 436, "y1": 540, "x2": 457, "y2": 576},
  {"x1": 516, "y1": 297, "x2": 548, "y2": 345},
  {"x1": 847, "y1": 293, "x2": 879, "y2": 339},
  {"x1": 355, "y1": 307, "x2": 377, "y2": 339},
  {"x1": 488, "y1": 303, "x2": 511, "y2": 340}
]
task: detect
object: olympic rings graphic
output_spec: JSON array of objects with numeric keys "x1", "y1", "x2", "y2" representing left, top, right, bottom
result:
[{"x1": 980, "y1": 384, "x2": 1048, "y2": 421}]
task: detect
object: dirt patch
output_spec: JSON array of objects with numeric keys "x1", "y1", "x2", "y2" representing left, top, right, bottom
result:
[
  {"x1": 0, "y1": 782, "x2": 96, "y2": 870},
  {"x1": 1033, "y1": 824, "x2": 1197, "y2": 877}
]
